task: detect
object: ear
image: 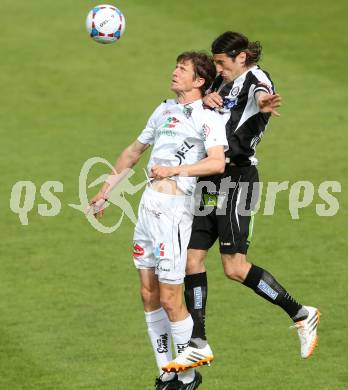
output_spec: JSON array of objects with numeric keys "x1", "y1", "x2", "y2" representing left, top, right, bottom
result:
[
  {"x1": 193, "y1": 77, "x2": 205, "y2": 89},
  {"x1": 237, "y1": 51, "x2": 247, "y2": 65}
]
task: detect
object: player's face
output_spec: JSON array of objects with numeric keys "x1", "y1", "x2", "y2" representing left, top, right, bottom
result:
[
  {"x1": 171, "y1": 60, "x2": 199, "y2": 94},
  {"x1": 213, "y1": 53, "x2": 246, "y2": 82}
]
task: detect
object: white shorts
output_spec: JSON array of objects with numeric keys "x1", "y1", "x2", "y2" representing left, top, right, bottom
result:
[{"x1": 133, "y1": 186, "x2": 193, "y2": 284}]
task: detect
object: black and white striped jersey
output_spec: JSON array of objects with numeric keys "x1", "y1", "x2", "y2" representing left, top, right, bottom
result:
[{"x1": 211, "y1": 66, "x2": 275, "y2": 166}]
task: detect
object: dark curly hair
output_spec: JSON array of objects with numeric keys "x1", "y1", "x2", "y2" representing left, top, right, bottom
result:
[{"x1": 212, "y1": 31, "x2": 262, "y2": 66}]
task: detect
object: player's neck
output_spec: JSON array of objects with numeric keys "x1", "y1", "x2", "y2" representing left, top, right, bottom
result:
[
  {"x1": 176, "y1": 90, "x2": 202, "y2": 104},
  {"x1": 225, "y1": 64, "x2": 254, "y2": 83},
  {"x1": 234, "y1": 65, "x2": 254, "y2": 81}
]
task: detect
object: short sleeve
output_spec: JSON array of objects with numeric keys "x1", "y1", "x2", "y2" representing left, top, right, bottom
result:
[
  {"x1": 137, "y1": 102, "x2": 164, "y2": 145},
  {"x1": 253, "y1": 81, "x2": 274, "y2": 96},
  {"x1": 201, "y1": 109, "x2": 229, "y2": 152}
]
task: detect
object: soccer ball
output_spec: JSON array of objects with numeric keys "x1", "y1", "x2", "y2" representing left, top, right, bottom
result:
[{"x1": 86, "y1": 4, "x2": 126, "y2": 44}]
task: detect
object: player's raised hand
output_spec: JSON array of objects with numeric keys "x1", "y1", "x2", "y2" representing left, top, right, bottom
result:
[
  {"x1": 87, "y1": 191, "x2": 108, "y2": 218},
  {"x1": 203, "y1": 92, "x2": 223, "y2": 109},
  {"x1": 258, "y1": 93, "x2": 282, "y2": 116}
]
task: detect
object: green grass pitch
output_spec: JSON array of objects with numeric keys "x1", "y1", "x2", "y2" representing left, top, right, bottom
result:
[{"x1": 1, "y1": 0, "x2": 347, "y2": 388}]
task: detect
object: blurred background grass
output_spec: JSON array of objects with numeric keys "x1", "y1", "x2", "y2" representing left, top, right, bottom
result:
[{"x1": 0, "y1": 0, "x2": 347, "y2": 388}]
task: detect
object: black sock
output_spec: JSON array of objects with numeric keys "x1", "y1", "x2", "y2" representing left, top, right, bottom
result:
[
  {"x1": 184, "y1": 272, "x2": 207, "y2": 342},
  {"x1": 243, "y1": 264, "x2": 303, "y2": 320}
]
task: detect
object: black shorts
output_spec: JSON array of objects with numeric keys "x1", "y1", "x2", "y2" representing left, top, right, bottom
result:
[{"x1": 188, "y1": 165, "x2": 259, "y2": 254}]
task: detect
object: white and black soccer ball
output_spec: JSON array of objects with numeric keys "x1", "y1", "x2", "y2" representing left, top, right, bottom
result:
[{"x1": 86, "y1": 4, "x2": 126, "y2": 44}]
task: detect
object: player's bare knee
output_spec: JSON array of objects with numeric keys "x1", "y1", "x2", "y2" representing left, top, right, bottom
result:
[
  {"x1": 186, "y1": 260, "x2": 199, "y2": 275},
  {"x1": 222, "y1": 253, "x2": 251, "y2": 282},
  {"x1": 223, "y1": 267, "x2": 245, "y2": 282},
  {"x1": 140, "y1": 285, "x2": 159, "y2": 306},
  {"x1": 159, "y1": 295, "x2": 176, "y2": 315},
  {"x1": 186, "y1": 249, "x2": 207, "y2": 274}
]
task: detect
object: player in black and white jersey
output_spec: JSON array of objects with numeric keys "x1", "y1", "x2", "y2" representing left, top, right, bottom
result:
[
  {"x1": 89, "y1": 52, "x2": 228, "y2": 390},
  {"x1": 162, "y1": 32, "x2": 320, "y2": 373}
]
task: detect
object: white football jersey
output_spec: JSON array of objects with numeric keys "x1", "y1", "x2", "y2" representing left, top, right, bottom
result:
[{"x1": 138, "y1": 99, "x2": 228, "y2": 195}]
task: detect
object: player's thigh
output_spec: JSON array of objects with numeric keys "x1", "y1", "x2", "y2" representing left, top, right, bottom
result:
[
  {"x1": 217, "y1": 166, "x2": 259, "y2": 255},
  {"x1": 133, "y1": 192, "x2": 157, "y2": 270},
  {"x1": 133, "y1": 236, "x2": 156, "y2": 270},
  {"x1": 136, "y1": 190, "x2": 192, "y2": 285},
  {"x1": 156, "y1": 204, "x2": 192, "y2": 285},
  {"x1": 188, "y1": 212, "x2": 218, "y2": 251}
]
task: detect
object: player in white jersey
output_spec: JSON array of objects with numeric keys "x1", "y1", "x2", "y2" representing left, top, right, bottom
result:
[{"x1": 89, "y1": 52, "x2": 228, "y2": 390}]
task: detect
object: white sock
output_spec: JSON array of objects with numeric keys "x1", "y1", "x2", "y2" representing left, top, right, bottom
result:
[
  {"x1": 145, "y1": 307, "x2": 174, "y2": 377},
  {"x1": 170, "y1": 315, "x2": 195, "y2": 384}
]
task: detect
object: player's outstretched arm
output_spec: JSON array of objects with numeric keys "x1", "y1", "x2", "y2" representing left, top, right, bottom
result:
[
  {"x1": 151, "y1": 145, "x2": 225, "y2": 180},
  {"x1": 89, "y1": 140, "x2": 149, "y2": 218},
  {"x1": 256, "y1": 91, "x2": 282, "y2": 116}
]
